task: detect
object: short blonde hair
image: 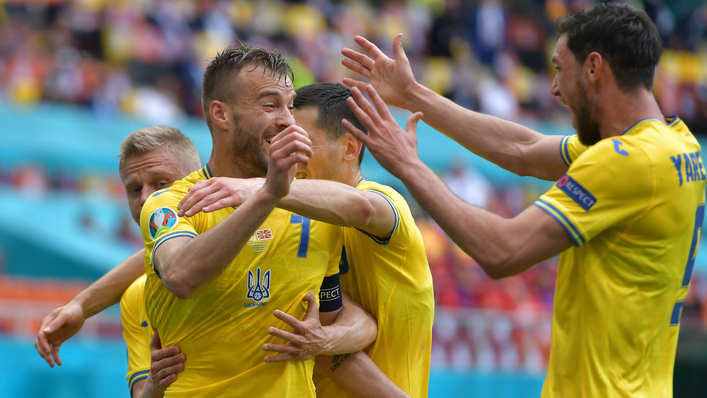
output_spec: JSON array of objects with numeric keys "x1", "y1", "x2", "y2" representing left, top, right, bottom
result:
[{"x1": 118, "y1": 126, "x2": 201, "y2": 175}]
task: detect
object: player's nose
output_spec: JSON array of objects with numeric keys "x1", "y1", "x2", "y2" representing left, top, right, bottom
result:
[
  {"x1": 551, "y1": 74, "x2": 560, "y2": 97},
  {"x1": 276, "y1": 106, "x2": 295, "y2": 129}
]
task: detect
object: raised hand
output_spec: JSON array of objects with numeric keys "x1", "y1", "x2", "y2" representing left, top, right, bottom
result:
[
  {"x1": 263, "y1": 126, "x2": 313, "y2": 200},
  {"x1": 342, "y1": 85, "x2": 424, "y2": 179},
  {"x1": 177, "y1": 178, "x2": 264, "y2": 217},
  {"x1": 261, "y1": 292, "x2": 330, "y2": 362},
  {"x1": 35, "y1": 303, "x2": 85, "y2": 367},
  {"x1": 341, "y1": 34, "x2": 418, "y2": 110}
]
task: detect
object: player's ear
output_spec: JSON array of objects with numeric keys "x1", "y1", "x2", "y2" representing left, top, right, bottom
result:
[
  {"x1": 342, "y1": 133, "x2": 363, "y2": 163},
  {"x1": 209, "y1": 101, "x2": 230, "y2": 131},
  {"x1": 585, "y1": 52, "x2": 603, "y2": 86}
]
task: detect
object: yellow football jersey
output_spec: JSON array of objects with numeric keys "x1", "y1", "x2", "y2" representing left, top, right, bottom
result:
[
  {"x1": 536, "y1": 116, "x2": 704, "y2": 397},
  {"x1": 121, "y1": 274, "x2": 152, "y2": 394},
  {"x1": 140, "y1": 165, "x2": 343, "y2": 398},
  {"x1": 313, "y1": 180, "x2": 435, "y2": 398}
]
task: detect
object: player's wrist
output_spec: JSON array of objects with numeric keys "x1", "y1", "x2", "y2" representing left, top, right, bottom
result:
[{"x1": 402, "y1": 81, "x2": 426, "y2": 113}]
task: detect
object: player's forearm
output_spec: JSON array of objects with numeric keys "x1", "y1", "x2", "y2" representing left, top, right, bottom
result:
[
  {"x1": 71, "y1": 249, "x2": 145, "y2": 318},
  {"x1": 161, "y1": 189, "x2": 279, "y2": 299},
  {"x1": 135, "y1": 376, "x2": 164, "y2": 398},
  {"x1": 279, "y1": 180, "x2": 376, "y2": 230},
  {"x1": 405, "y1": 83, "x2": 563, "y2": 180},
  {"x1": 399, "y1": 161, "x2": 521, "y2": 278},
  {"x1": 315, "y1": 352, "x2": 409, "y2": 398},
  {"x1": 320, "y1": 293, "x2": 377, "y2": 355}
]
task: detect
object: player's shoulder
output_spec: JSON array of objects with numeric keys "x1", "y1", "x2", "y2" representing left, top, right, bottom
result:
[
  {"x1": 120, "y1": 274, "x2": 147, "y2": 311},
  {"x1": 357, "y1": 180, "x2": 408, "y2": 207}
]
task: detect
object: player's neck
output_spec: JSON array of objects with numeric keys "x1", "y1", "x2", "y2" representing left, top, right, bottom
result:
[
  {"x1": 206, "y1": 152, "x2": 265, "y2": 179},
  {"x1": 599, "y1": 89, "x2": 665, "y2": 139},
  {"x1": 342, "y1": 167, "x2": 363, "y2": 188}
]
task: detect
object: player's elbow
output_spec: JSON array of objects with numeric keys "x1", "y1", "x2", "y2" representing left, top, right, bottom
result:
[
  {"x1": 162, "y1": 271, "x2": 198, "y2": 299},
  {"x1": 476, "y1": 252, "x2": 515, "y2": 280},
  {"x1": 356, "y1": 198, "x2": 377, "y2": 228}
]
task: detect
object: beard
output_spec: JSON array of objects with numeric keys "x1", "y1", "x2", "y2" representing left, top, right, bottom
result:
[
  {"x1": 230, "y1": 116, "x2": 269, "y2": 178},
  {"x1": 573, "y1": 79, "x2": 602, "y2": 146}
]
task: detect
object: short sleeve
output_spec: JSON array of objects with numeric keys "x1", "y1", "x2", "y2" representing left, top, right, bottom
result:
[
  {"x1": 121, "y1": 277, "x2": 152, "y2": 394},
  {"x1": 324, "y1": 224, "x2": 343, "y2": 277},
  {"x1": 140, "y1": 189, "x2": 200, "y2": 276},
  {"x1": 560, "y1": 135, "x2": 591, "y2": 166},
  {"x1": 537, "y1": 138, "x2": 653, "y2": 246}
]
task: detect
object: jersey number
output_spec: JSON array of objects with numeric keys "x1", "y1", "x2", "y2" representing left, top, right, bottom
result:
[
  {"x1": 671, "y1": 204, "x2": 704, "y2": 325},
  {"x1": 290, "y1": 215, "x2": 311, "y2": 258}
]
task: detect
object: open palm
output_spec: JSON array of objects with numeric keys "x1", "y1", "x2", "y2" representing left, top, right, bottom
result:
[{"x1": 342, "y1": 33, "x2": 418, "y2": 110}]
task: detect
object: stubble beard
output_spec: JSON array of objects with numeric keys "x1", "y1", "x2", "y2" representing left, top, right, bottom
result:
[
  {"x1": 574, "y1": 80, "x2": 602, "y2": 147},
  {"x1": 230, "y1": 116, "x2": 269, "y2": 178}
]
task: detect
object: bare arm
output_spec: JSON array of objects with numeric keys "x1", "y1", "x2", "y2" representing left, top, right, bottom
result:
[
  {"x1": 133, "y1": 332, "x2": 186, "y2": 398},
  {"x1": 35, "y1": 249, "x2": 145, "y2": 367},
  {"x1": 343, "y1": 85, "x2": 573, "y2": 279},
  {"x1": 262, "y1": 291, "x2": 377, "y2": 362},
  {"x1": 314, "y1": 352, "x2": 409, "y2": 398},
  {"x1": 155, "y1": 126, "x2": 313, "y2": 299},
  {"x1": 178, "y1": 178, "x2": 396, "y2": 238},
  {"x1": 342, "y1": 34, "x2": 568, "y2": 181}
]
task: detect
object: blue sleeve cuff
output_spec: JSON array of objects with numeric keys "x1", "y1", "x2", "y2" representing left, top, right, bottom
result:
[
  {"x1": 152, "y1": 231, "x2": 198, "y2": 277},
  {"x1": 356, "y1": 189, "x2": 399, "y2": 246}
]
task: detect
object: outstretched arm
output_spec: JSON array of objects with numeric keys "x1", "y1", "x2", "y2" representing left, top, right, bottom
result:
[
  {"x1": 178, "y1": 178, "x2": 396, "y2": 238},
  {"x1": 343, "y1": 85, "x2": 573, "y2": 279},
  {"x1": 342, "y1": 34, "x2": 568, "y2": 181},
  {"x1": 35, "y1": 249, "x2": 145, "y2": 367},
  {"x1": 153, "y1": 126, "x2": 313, "y2": 299}
]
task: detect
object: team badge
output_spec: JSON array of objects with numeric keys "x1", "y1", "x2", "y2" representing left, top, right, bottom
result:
[
  {"x1": 246, "y1": 267, "x2": 271, "y2": 303},
  {"x1": 148, "y1": 207, "x2": 179, "y2": 240}
]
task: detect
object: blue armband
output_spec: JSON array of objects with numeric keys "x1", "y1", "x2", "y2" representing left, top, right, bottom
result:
[{"x1": 319, "y1": 274, "x2": 343, "y2": 312}]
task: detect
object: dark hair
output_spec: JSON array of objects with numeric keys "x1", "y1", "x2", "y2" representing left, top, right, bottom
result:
[
  {"x1": 202, "y1": 45, "x2": 294, "y2": 130},
  {"x1": 294, "y1": 82, "x2": 368, "y2": 165},
  {"x1": 555, "y1": 3, "x2": 662, "y2": 92}
]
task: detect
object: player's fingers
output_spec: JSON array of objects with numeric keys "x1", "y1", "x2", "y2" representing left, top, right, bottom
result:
[
  {"x1": 272, "y1": 310, "x2": 306, "y2": 335},
  {"x1": 350, "y1": 87, "x2": 385, "y2": 126},
  {"x1": 262, "y1": 342, "x2": 302, "y2": 354},
  {"x1": 34, "y1": 337, "x2": 54, "y2": 367},
  {"x1": 269, "y1": 129, "x2": 312, "y2": 152},
  {"x1": 342, "y1": 119, "x2": 371, "y2": 147},
  {"x1": 406, "y1": 112, "x2": 424, "y2": 133},
  {"x1": 203, "y1": 198, "x2": 236, "y2": 213},
  {"x1": 149, "y1": 330, "x2": 162, "y2": 351},
  {"x1": 264, "y1": 353, "x2": 299, "y2": 363},
  {"x1": 158, "y1": 373, "x2": 178, "y2": 389},
  {"x1": 272, "y1": 142, "x2": 313, "y2": 168},
  {"x1": 341, "y1": 58, "x2": 371, "y2": 79},
  {"x1": 365, "y1": 84, "x2": 394, "y2": 121},
  {"x1": 392, "y1": 33, "x2": 409, "y2": 62},
  {"x1": 346, "y1": 95, "x2": 380, "y2": 138},
  {"x1": 180, "y1": 183, "x2": 220, "y2": 217},
  {"x1": 342, "y1": 78, "x2": 370, "y2": 92},
  {"x1": 302, "y1": 292, "x2": 319, "y2": 320},
  {"x1": 51, "y1": 345, "x2": 62, "y2": 366},
  {"x1": 153, "y1": 353, "x2": 186, "y2": 374},
  {"x1": 354, "y1": 35, "x2": 386, "y2": 60},
  {"x1": 152, "y1": 345, "x2": 181, "y2": 363},
  {"x1": 341, "y1": 48, "x2": 375, "y2": 70},
  {"x1": 178, "y1": 179, "x2": 211, "y2": 211}
]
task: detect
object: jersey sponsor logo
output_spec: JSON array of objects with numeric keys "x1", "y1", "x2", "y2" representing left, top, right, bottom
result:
[
  {"x1": 557, "y1": 174, "x2": 596, "y2": 210},
  {"x1": 246, "y1": 267, "x2": 271, "y2": 306},
  {"x1": 148, "y1": 207, "x2": 178, "y2": 240},
  {"x1": 671, "y1": 151, "x2": 707, "y2": 186}
]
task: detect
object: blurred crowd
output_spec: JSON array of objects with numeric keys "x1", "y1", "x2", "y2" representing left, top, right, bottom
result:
[{"x1": 1, "y1": 0, "x2": 707, "y2": 131}]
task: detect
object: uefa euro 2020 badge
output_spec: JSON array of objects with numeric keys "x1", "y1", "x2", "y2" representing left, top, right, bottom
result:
[
  {"x1": 149, "y1": 207, "x2": 179, "y2": 240},
  {"x1": 245, "y1": 267, "x2": 271, "y2": 307}
]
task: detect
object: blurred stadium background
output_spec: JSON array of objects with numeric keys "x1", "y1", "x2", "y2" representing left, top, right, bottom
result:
[{"x1": 1, "y1": 0, "x2": 706, "y2": 397}]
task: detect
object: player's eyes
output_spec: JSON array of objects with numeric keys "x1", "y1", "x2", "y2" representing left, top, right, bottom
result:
[
  {"x1": 157, "y1": 181, "x2": 169, "y2": 187},
  {"x1": 130, "y1": 187, "x2": 142, "y2": 194}
]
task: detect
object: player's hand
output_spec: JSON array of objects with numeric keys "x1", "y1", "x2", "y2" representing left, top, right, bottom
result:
[
  {"x1": 262, "y1": 292, "x2": 331, "y2": 362},
  {"x1": 177, "y1": 177, "x2": 264, "y2": 217},
  {"x1": 341, "y1": 33, "x2": 418, "y2": 110},
  {"x1": 34, "y1": 302, "x2": 86, "y2": 367},
  {"x1": 147, "y1": 330, "x2": 186, "y2": 392},
  {"x1": 263, "y1": 126, "x2": 313, "y2": 200},
  {"x1": 343, "y1": 85, "x2": 424, "y2": 179}
]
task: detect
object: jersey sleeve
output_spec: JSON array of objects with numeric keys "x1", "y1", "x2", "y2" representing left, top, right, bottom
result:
[
  {"x1": 537, "y1": 138, "x2": 654, "y2": 246},
  {"x1": 121, "y1": 278, "x2": 152, "y2": 394},
  {"x1": 140, "y1": 189, "x2": 201, "y2": 276},
  {"x1": 559, "y1": 134, "x2": 591, "y2": 166},
  {"x1": 358, "y1": 184, "x2": 414, "y2": 248}
]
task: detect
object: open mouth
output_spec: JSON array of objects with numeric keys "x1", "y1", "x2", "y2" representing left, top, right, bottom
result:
[
  {"x1": 295, "y1": 172, "x2": 307, "y2": 179},
  {"x1": 264, "y1": 135, "x2": 275, "y2": 145}
]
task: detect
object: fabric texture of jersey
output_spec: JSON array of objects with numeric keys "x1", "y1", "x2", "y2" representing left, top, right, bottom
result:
[
  {"x1": 538, "y1": 117, "x2": 704, "y2": 397},
  {"x1": 312, "y1": 180, "x2": 435, "y2": 398},
  {"x1": 121, "y1": 274, "x2": 152, "y2": 394},
  {"x1": 140, "y1": 166, "x2": 343, "y2": 398}
]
